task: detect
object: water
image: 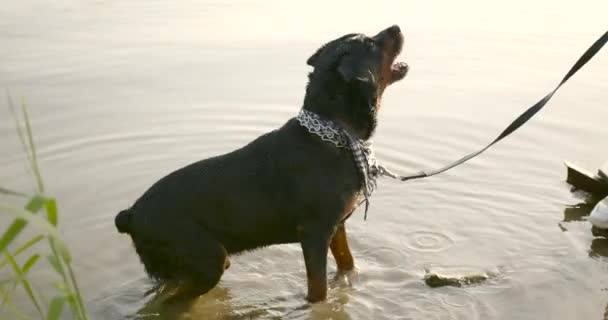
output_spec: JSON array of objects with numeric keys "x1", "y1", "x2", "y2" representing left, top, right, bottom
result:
[{"x1": 1, "y1": 0, "x2": 607, "y2": 319}]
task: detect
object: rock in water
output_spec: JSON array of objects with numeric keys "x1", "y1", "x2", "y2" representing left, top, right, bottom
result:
[
  {"x1": 424, "y1": 273, "x2": 489, "y2": 288},
  {"x1": 590, "y1": 197, "x2": 608, "y2": 230}
]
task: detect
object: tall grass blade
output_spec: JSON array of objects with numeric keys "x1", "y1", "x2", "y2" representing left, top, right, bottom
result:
[
  {"x1": 47, "y1": 251, "x2": 81, "y2": 319},
  {"x1": 46, "y1": 296, "x2": 66, "y2": 320},
  {"x1": 51, "y1": 281, "x2": 68, "y2": 294},
  {"x1": 51, "y1": 236, "x2": 71, "y2": 264},
  {"x1": 0, "y1": 203, "x2": 71, "y2": 262},
  {"x1": 3, "y1": 250, "x2": 43, "y2": 318},
  {"x1": 0, "y1": 274, "x2": 19, "y2": 311},
  {"x1": 0, "y1": 220, "x2": 27, "y2": 255},
  {"x1": 6, "y1": 92, "x2": 34, "y2": 178},
  {"x1": 22, "y1": 254, "x2": 40, "y2": 273},
  {"x1": 0, "y1": 286, "x2": 32, "y2": 320},
  {"x1": 48, "y1": 240, "x2": 87, "y2": 320},
  {"x1": 0, "y1": 281, "x2": 10, "y2": 311},
  {"x1": 0, "y1": 235, "x2": 45, "y2": 269},
  {"x1": 46, "y1": 255, "x2": 63, "y2": 275},
  {"x1": 65, "y1": 262, "x2": 87, "y2": 319},
  {"x1": 21, "y1": 101, "x2": 44, "y2": 193},
  {"x1": 44, "y1": 198, "x2": 58, "y2": 226},
  {"x1": 0, "y1": 195, "x2": 49, "y2": 254},
  {"x1": 3, "y1": 98, "x2": 90, "y2": 319},
  {"x1": 25, "y1": 195, "x2": 46, "y2": 213}
]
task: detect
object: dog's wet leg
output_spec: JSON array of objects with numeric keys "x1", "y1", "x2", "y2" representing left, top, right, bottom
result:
[
  {"x1": 330, "y1": 223, "x2": 355, "y2": 273},
  {"x1": 299, "y1": 224, "x2": 333, "y2": 303},
  {"x1": 164, "y1": 225, "x2": 227, "y2": 303}
]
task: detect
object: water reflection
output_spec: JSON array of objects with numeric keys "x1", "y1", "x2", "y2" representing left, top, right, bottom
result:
[
  {"x1": 136, "y1": 286, "x2": 234, "y2": 320},
  {"x1": 562, "y1": 200, "x2": 598, "y2": 223},
  {"x1": 112, "y1": 279, "x2": 355, "y2": 319},
  {"x1": 561, "y1": 196, "x2": 608, "y2": 259},
  {"x1": 590, "y1": 237, "x2": 608, "y2": 259}
]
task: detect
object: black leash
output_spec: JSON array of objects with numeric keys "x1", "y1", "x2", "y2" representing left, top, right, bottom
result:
[
  {"x1": 347, "y1": 31, "x2": 607, "y2": 222},
  {"x1": 387, "y1": 30, "x2": 608, "y2": 182}
]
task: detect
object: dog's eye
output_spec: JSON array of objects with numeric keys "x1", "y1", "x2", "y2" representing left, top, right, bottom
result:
[{"x1": 364, "y1": 38, "x2": 376, "y2": 48}]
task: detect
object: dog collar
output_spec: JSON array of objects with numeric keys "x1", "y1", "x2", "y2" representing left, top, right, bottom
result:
[
  {"x1": 296, "y1": 109, "x2": 379, "y2": 219},
  {"x1": 295, "y1": 109, "x2": 349, "y2": 148}
]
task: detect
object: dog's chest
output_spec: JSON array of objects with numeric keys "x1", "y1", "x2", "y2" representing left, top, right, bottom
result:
[{"x1": 340, "y1": 193, "x2": 362, "y2": 222}]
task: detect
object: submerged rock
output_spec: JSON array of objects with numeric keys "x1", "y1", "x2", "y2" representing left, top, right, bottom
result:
[
  {"x1": 424, "y1": 272, "x2": 489, "y2": 288},
  {"x1": 590, "y1": 197, "x2": 608, "y2": 230}
]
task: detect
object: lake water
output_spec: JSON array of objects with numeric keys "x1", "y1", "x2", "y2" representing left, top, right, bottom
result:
[{"x1": 1, "y1": 0, "x2": 607, "y2": 319}]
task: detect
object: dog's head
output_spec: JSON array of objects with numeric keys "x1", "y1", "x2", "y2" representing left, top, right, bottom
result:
[{"x1": 304, "y1": 25, "x2": 408, "y2": 140}]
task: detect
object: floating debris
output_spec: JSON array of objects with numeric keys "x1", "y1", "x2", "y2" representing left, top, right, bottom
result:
[{"x1": 565, "y1": 161, "x2": 608, "y2": 198}]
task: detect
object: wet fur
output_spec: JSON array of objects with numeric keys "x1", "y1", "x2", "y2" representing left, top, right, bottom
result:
[{"x1": 115, "y1": 26, "x2": 404, "y2": 302}]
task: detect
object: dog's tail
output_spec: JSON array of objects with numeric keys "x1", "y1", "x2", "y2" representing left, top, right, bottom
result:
[{"x1": 115, "y1": 209, "x2": 132, "y2": 234}]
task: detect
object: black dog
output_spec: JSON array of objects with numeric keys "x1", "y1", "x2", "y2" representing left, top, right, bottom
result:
[{"x1": 115, "y1": 25, "x2": 408, "y2": 302}]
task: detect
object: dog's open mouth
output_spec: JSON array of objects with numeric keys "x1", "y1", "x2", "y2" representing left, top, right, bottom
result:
[
  {"x1": 390, "y1": 61, "x2": 408, "y2": 84},
  {"x1": 385, "y1": 27, "x2": 408, "y2": 85}
]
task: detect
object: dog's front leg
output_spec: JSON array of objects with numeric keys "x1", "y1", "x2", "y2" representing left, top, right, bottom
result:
[
  {"x1": 330, "y1": 223, "x2": 355, "y2": 273},
  {"x1": 299, "y1": 225, "x2": 332, "y2": 302}
]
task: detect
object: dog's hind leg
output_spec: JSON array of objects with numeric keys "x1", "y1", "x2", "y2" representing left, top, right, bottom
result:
[{"x1": 163, "y1": 224, "x2": 227, "y2": 303}]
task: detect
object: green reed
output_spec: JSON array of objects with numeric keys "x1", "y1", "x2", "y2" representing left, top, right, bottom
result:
[{"x1": 0, "y1": 94, "x2": 89, "y2": 320}]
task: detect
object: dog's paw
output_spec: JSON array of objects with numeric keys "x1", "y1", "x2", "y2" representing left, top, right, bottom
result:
[{"x1": 332, "y1": 268, "x2": 359, "y2": 287}]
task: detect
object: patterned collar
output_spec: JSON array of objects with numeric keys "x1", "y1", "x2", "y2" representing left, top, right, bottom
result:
[{"x1": 296, "y1": 109, "x2": 379, "y2": 219}]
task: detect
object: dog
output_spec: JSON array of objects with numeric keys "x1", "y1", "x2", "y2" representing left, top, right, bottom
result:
[{"x1": 115, "y1": 25, "x2": 408, "y2": 303}]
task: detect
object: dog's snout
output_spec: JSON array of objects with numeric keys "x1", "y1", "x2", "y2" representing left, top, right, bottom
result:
[
  {"x1": 386, "y1": 25, "x2": 401, "y2": 36},
  {"x1": 373, "y1": 25, "x2": 403, "y2": 45}
]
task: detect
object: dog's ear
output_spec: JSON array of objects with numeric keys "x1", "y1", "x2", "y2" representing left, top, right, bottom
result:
[
  {"x1": 307, "y1": 43, "x2": 348, "y2": 69},
  {"x1": 306, "y1": 44, "x2": 327, "y2": 67},
  {"x1": 307, "y1": 33, "x2": 358, "y2": 68},
  {"x1": 308, "y1": 43, "x2": 373, "y2": 84},
  {"x1": 337, "y1": 56, "x2": 374, "y2": 83}
]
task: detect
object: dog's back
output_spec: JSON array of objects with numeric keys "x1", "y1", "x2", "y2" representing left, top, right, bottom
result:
[{"x1": 116, "y1": 119, "x2": 359, "y2": 288}]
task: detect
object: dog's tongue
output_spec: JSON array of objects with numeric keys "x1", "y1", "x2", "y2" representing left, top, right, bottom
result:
[{"x1": 391, "y1": 62, "x2": 409, "y2": 83}]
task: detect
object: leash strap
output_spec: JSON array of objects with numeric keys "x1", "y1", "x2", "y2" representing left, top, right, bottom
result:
[{"x1": 392, "y1": 31, "x2": 608, "y2": 182}]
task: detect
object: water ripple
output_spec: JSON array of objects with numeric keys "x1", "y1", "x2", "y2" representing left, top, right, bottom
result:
[{"x1": 402, "y1": 230, "x2": 455, "y2": 253}]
